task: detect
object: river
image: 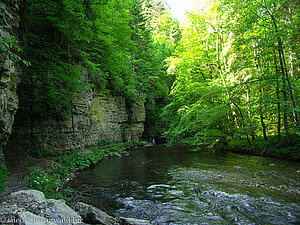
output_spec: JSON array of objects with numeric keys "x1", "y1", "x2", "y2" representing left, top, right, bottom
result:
[{"x1": 70, "y1": 144, "x2": 300, "y2": 224}]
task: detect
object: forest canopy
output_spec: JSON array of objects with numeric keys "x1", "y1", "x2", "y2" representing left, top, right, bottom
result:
[
  {"x1": 17, "y1": 0, "x2": 299, "y2": 151},
  {"x1": 162, "y1": 0, "x2": 299, "y2": 148}
]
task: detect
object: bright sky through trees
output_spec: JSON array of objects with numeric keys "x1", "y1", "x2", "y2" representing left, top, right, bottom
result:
[{"x1": 168, "y1": 0, "x2": 201, "y2": 23}]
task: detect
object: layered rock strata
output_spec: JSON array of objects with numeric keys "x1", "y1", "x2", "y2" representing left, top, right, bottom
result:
[
  {"x1": 11, "y1": 91, "x2": 145, "y2": 152},
  {"x1": 0, "y1": 0, "x2": 22, "y2": 165}
]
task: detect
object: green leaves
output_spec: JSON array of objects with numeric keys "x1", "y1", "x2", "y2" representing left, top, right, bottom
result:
[
  {"x1": 163, "y1": 0, "x2": 299, "y2": 147},
  {"x1": 0, "y1": 166, "x2": 9, "y2": 195},
  {"x1": 27, "y1": 167, "x2": 63, "y2": 199},
  {"x1": 0, "y1": 34, "x2": 30, "y2": 66},
  {"x1": 21, "y1": 0, "x2": 134, "y2": 119}
]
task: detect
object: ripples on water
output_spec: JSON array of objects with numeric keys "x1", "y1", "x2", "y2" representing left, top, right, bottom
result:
[{"x1": 71, "y1": 145, "x2": 300, "y2": 224}]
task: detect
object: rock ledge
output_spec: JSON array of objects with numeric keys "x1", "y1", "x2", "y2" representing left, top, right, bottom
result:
[{"x1": 0, "y1": 190, "x2": 151, "y2": 225}]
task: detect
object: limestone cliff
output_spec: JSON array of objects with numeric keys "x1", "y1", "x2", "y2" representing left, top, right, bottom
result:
[
  {"x1": 0, "y1": 0, "x2": 22, "y2": 165},
  {"x1": 9, "y1": 89, "x2": 145, "y2": 152}
]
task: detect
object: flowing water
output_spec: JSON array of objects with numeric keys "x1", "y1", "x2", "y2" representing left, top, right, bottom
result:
[{"x1": 71, "y1": 145, "x2": 300, "y2": 224}]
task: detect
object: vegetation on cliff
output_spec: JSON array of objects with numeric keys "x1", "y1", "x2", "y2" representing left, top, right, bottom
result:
[{"x1": 16, "y1": 0, "x2": 179, "y2": 139}]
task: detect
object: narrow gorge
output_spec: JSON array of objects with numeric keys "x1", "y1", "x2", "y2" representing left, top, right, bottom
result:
[{"x1": 0, "y1": 0, "x2": 299, "y2": 224}]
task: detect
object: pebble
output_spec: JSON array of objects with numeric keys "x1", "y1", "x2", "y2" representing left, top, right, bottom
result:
[{"x1": 233, "y1": 166, "x2": 242, "y2": 169}]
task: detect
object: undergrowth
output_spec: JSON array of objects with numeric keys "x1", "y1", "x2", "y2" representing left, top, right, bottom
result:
[
  {"x1": 0, "y1": 166, "x2": 9, "y2": 195},
  {"x1": 228, "y1": 135, "x2": 300, "y2": 161},
  {"x1": 26, "y1": 141, "x2": 144, "y2": 199}
]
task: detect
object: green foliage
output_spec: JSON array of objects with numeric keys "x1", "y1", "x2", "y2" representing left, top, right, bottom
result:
[
  {"x1": 143, "y1": 0, "x2": 181, "y2": 47},
  {"x1": 0, "y1": 34, "x2": 30, "y2": 66},
  {"x1": 27, "y1": 167, "x2": 64, "y2": 199},
  {"x1": 97, "y1": 140, "x2": 121, "y2": 147},
  {"x1": 24, "y1": 147, "x2": 63, "y2": 158},
  {"x1": 229, "y1": 135, "x2": 300, "y2": 160},
  {"x1": 15, "y1": 0, "x2": 176, "y2": 137},
  {"x1": 144, "y1": 98, "x2": 169, "y2": 137},
  {"x1": 18, "y1": 0, "x2": 92, "y2": 120},
  {"x1": 0, "y1": 166, "x2": 9, "y2": 195},
  {"x1": 163, "y1": 0, "x2": 299, "y2": 152},
  {"x1": 137, "y1": 0, "x2": 180, "y2": 137}
]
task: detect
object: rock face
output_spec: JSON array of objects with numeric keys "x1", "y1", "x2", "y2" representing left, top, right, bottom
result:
[
  {"x1": 10, "y1": 91, "x2": 145, "y2": 152},
  {"x1": 0, "y1": 0, "x2": 22, "y2": 165}
]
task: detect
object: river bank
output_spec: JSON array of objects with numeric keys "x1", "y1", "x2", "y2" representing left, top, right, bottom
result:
[
  {"x1": 0, "y1": 141, "x2": 151, "y2": 224},
  {"x1": 0, "y1": 141, "x2": 146, "y2": 198},
  {"x1": 225, "y1": 136, "x2": 300, "y2": 161},
  {"x1": 23, "y1": 141, "x2": 145, "y2": 199}
]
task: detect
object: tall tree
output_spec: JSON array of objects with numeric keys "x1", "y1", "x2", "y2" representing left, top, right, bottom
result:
[{"x1": 162, "y1": 0, "x2": 299, "y2": 146}]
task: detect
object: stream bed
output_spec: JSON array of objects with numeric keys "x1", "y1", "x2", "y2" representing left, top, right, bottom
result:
[{"x1": 70, "y1": 145, "x2": 300, "y2": 224}]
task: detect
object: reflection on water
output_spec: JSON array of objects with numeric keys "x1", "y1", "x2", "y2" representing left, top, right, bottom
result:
[{"x1": 71, "y1": 145, "x2": 300, "y2": 224}]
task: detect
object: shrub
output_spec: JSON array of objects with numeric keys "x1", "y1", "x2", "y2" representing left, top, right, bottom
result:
[
  {"x1": 0, "y1": 166, "x2": 9, "y2": 194},
  {"x1": 228, "y1": 135, "x2": 300, "y2": 160}
]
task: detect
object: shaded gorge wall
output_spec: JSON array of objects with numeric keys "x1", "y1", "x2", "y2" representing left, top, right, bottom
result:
[
  {"x1": 8, "y1": 89, "x2": 145, "y2": 152},
  {"x1": 0, "y1": 0, "x2": 22, "y2": 165}
]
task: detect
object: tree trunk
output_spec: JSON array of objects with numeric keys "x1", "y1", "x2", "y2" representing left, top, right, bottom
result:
[
  {"x1": 216, "y1": 21, "x2": 237, "y2": 129},
  {"x1": 246, "y1": 86, "x2": 255, "y2": 140},
  {"x1": 273, "y1": 49, "x2": 281, "y2": 141},
  {"x1": 277, "y1": 42, "x2": 290, "y2": 141},
  {"x1": 252, "y1": 41, "x2": 268, "y2": 141},
  {"x1": 289, "y1": 49, "x2": 294, "y2": 78},
  {"x1": 280, "y1": 40, "x2": 298, "y2": 125},
  {"x1": 232, "y1": 101, "x2": 251, "y2": 144},
  {"x1": 270, "y1": 14, "x2": 298, "y2": 127}
]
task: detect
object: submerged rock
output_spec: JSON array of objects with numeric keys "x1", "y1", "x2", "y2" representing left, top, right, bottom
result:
[{"x1": 120, "y1": 217, "x2": 151, "y2": 225}]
